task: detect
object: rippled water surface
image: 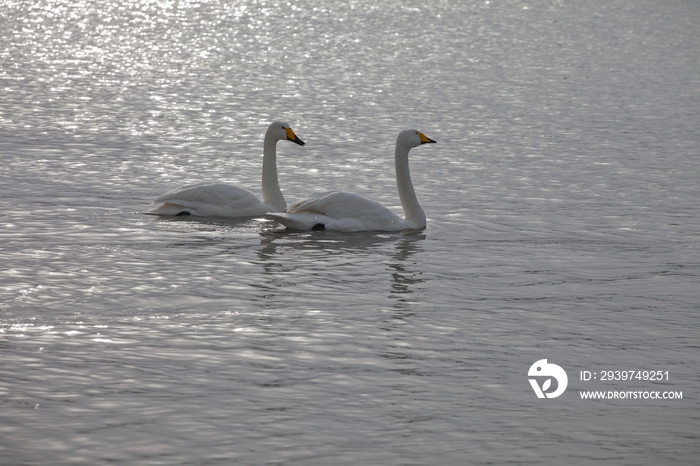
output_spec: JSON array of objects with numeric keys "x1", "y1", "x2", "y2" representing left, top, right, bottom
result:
[{"x1": 1, "y1": 0, "x2": 699, "y2": 464}]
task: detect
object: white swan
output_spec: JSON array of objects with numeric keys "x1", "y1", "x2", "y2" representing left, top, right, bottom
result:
[
  {"x1": 267, "y1": 129, "x2": 436, "y2": 232},
  {"x1": 145, "y1": 121, "x2": 305, "y2": 217}
]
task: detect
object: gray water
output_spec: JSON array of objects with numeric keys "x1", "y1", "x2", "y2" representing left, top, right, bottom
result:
[{"x1": 1, "y1": 0, "x2": 699, "y2": 464}]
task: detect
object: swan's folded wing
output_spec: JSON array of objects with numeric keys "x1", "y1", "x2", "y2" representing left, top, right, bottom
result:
[
  {"x1": 270, "y1": 192, "x2": 404, "y2": 231},
  {"x1": 151, "y1": 182, "x2": 251, "y2": 204},
  {"x1": 286, "y1": 192, "x2": 397, "y2": 220},
  {"x1": 147, "y1": 182, "x2": 268, "y2": 216}
]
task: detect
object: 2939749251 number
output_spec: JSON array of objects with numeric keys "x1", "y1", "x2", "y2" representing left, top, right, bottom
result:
[{"x1": 599, "y1": 370, "x2": 669, "y2": 381}]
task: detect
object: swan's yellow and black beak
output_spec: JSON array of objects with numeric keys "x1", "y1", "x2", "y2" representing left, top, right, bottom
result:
[
  {"x1": 285, "y1": 127, "x2": 305, "y2": 146},
  {"x1": 418, "y1": 132, "x2": 437, "y2": 144}
]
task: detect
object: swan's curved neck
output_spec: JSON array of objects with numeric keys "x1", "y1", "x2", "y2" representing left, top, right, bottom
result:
[
  {"x1": 262, "y1": 133, "x2": 286, "y2": 211},
  {"x1": 395, "y1": 143, "x2": 426, "y2": 228}
]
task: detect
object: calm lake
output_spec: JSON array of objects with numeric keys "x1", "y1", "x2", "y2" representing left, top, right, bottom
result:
[{"x1": 1, "y1": 0, "x2": 698, "y2": 464}]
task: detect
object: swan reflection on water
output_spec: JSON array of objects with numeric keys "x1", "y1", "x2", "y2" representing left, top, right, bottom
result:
[
  {"x1": 148, "y1": 213, "x2": 428, "y2": 312},
  {"x1": 255, "y1": 229, "x2": 427, "y2": 307}
]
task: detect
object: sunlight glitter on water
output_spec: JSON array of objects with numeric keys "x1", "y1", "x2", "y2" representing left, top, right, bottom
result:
[{"x1": 1, "y1": 0, "x2": 699, "y2": 464}]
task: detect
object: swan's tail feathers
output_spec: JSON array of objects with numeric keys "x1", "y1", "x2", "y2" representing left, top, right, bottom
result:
[
  {"x1": 145, "y1": 202, "x2": 193, "y2": 216},
  {"x1": 266, "y1": 212, "x2": 328, "y2": 231},
  {"x1": 285, "y1": 198, "x2": 323, "y2": 213}
]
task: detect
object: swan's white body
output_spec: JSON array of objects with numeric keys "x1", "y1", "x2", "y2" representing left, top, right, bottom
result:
[
  {"x1": 267, "y1": 129, "x2": 436, "y2": 232},
  {"x1": 146, "y1": 121, "x2": 304, "y2": 217}
]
